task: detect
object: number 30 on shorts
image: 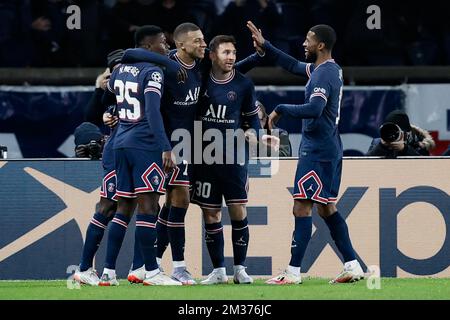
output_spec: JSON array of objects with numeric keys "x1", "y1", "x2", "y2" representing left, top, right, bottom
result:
[{"x1": 195, "y1": 181, "x2": 211, "y2": 198}]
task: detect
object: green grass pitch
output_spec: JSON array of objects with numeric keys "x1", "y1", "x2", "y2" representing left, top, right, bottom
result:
[{"x1": 0, "y1": 278, "x2": 449, "y2": 300}]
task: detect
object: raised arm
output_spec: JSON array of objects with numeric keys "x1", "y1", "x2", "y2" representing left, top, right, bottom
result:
[
  {"x1": 122, "y1": 48, "x2": 187, "y2": 82},
  {"x1": 235, "y1": 52, "x2": 266, "y2": 74},
  {"x1": 246, "y1": 20, "x2": 314, "y2": 77}
]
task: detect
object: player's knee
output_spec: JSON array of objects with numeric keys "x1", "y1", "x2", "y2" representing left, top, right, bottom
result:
[
  {"x1": 203, "y1": 210, "x2": 221, "y2": 224},
  {"x1": 317, "y1": 203, "x2": 337, "y2": 219},
  {"x1": 171, "y1": 195, "x2": 190, "y2": 208},
  {"x1": 137, "y1": 193, "x2": 160, "y2": 214},
  {"x1": 98, "y1": 198, "x2": 117, "y2": 218},
  {"x1": 293, "y1": 200, "x2": 312, "y2": 217},
  {"x1": 228, "y1": 204, "x2": 246, "y2": 221},
  {"x1": 117, "y1": 197, "x2": 137, "y2": 217}
]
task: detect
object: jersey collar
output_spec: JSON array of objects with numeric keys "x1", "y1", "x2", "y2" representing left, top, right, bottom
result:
[
  {"x1": 174, "y1": 53, "x2": 196, "y2": 69},
  {"x1": 210, "y1": 69, "x2": 235, "y2": 84}
]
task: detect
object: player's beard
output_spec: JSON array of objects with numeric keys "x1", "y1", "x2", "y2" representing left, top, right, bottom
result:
[{"x1": 305, "y1": 51, "x2": 317, "y2": 63}]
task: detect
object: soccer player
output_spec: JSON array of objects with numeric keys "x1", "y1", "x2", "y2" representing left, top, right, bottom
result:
[
  {"x1": 98, "y1": 25, "x2": 181, "y2": 286},
  {"x1": 191, "y1": 35, "x2": 278, "y2": 285},
  {"x1": 247, "y1": 21, "x2": 364, "y2": 284},
  {"x1": 74, "y1": 50, "x2": 124, "y2": 286}
]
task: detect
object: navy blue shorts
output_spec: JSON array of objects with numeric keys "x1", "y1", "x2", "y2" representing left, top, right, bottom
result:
[
  {"x1": 100, "y1": 139, "x2": 117, "y2": 201},
  {"x1": 114, "y1": 148, "x2": 166, "y2": 198},
  {"x1": 165, "y1": 160, "x2": 192, "y2": 188},
  {"x1": 191, "y1": 164, "x2": 248, "y2": 209},
  {"x1": 292, "y1": 157, "x2": 342, "y2": 204}
]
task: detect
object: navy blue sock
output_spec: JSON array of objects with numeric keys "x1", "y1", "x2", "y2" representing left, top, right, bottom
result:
[
  {"x1": 156, "y1": 205, "x2": 170, "y2": 259},
  {"x1": 289, "y1": 216, "x2": 312, "y2": 267},
  {"x1": 136, "y1": 214, "x2": 158, "y2": 271},
  {"x1": 131, "y1": 230, "x2": 144, "y2": 270},
  {"x1": 231, "y1": 218, "x2": 249, "y2": 266},
  {"x1": 168, "y1": 206, "x2": 187, "y2": 262},
  {"x1": 104, "y1": 213, "x2": 130, "y2": 269},
  {"x1": 205, "y1": 222, "x2": 225, "y2": 268},
  {"x1": 80, "y1": 212, "x2": 111, "y2": 271},
  {"x1": 324, "y1": 211, "x2": 356, "y2": 262}
]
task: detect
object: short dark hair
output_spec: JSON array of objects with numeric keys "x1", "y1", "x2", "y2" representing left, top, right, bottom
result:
[
  {"x1": 134, "y1": 25, "x2": 163, "y2": 47},
  {"x1": 209, "y1": 35, "x2": 236, "y2": 53},
  {"x1": 173, "y1": 22, "x2": 200, "y2": 41},
  {"x1": 309, "y1": 24, "x2": 336, "y2": 51}
]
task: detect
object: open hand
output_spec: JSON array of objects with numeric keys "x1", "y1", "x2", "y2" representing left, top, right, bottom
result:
[{"x1": 247, "y1": 21, "x2": 266, "y2": 53}]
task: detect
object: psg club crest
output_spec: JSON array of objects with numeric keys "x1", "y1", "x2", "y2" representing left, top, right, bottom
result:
[
  {"x1": 151, "y1": 175, "x2": 160, "y2": 186},
  {"x1": 107, "y1": 183, "x2": 115, "y2": 193},
  {"x1": 227, "y1": 91, "x2": 237, "y2": 101}
]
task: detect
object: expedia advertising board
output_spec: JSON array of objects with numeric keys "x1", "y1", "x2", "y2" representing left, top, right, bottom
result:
[{"x1": 0, "y1": 159, "x2": 448, "y2": 279}]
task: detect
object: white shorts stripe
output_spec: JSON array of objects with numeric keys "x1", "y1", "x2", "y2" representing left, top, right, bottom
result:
[{"x1": 112, "y1": 218, "x2": 128, "y2": 228}]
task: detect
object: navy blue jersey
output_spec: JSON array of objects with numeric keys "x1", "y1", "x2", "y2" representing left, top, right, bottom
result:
[
  {"x1": 275, "y1": 59, "x2": 343, "y2": 161},
  {"x1": 301, "y1": 60, "x2": 343, "y2": 160},
  {"x1": 198, "y1": 69, "x2": 260, "y2": 164},
  {"x1": 161, "y1": 52, "x2": 203, "y2": 144},
  {"x1": 107, "y1": 62, "x2": 171, "y2": 151}
]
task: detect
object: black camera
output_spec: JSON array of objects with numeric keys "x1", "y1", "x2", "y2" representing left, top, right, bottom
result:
[
  {"x1": 380, "y1": 122, "x2": 402, "y2": 143},
  {"x1": 75, "y1": 140, "x2": 103, "y2": 160}
]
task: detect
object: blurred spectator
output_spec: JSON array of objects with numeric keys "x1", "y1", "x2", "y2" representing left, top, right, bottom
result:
[
  {"x1": 366, "y1": 110, "x2": 435, "y2": 158},
  {"x1": 0, "y1": 0, "x2": 34, "y2": 67},
  {"x1": 2, "y1": 0, "x2": 450, "y2": 67},
  {"x1": 64, "y1": 0, "x2": 112, "y2": 67},
  {"x1": 187, "y1": 0, "x2": 217, "y2": 42},
  {"x1": 269, "y1": 0, "x2": 308, "y2": 59},
  {"x1": 343, "y1": 0, "x2": 409, "y2": 66},
  {"x1": 216, "y1": 0, "x2": 282, "y2": 60},
  {"x1": 152, "y1": 0, "x2": 194, "y2": 48},
  {"x1": 109, "y1": 0, "x2": 156, "y2": 50},
  {"x1": 29, "y1": 0, "x2": 67, "y2": 67}
]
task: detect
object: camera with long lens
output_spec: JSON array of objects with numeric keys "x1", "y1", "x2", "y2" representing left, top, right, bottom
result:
[{"x1": 380, "y1": 122, "x2": 402, "y2": 143}]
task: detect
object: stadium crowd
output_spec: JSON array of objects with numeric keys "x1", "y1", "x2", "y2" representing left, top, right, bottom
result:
[{"x1": 1, "y1": 0, "x2": 450, "y2": 67}]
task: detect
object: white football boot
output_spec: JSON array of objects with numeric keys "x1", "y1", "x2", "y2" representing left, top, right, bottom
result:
[
  {"x1": 127, "y1": 265, "x2": 146, "y2": 284},
  {"x1": 143, "y1": 272, "x2": 182, "y2": 286},
  {"x1": 233, "y1": 265, "x2": 253, "y2": 284},
  {"x1": 266, "y1": 269, "x2": 302, "y2": 285},
  {"x1": 74, "y1": 267, "x2": 100, "y2": 286},
  {"x1": 200, "y1": 268, "x2": 229, "y2": 285},
  {"x1": 172, "y1": 267, "x2": 197, "y2": 285},
  {"x1": 330, "y1": 260, "x2": 364, "y2": 284}
]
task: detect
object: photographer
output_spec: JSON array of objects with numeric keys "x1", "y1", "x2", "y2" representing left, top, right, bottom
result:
[
  {"x1": 366, "y1": 110, "x2": 435, "y2": 158},
  {"x1": 74, "y1": 122, "x2": 105, "y2": 160}
]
